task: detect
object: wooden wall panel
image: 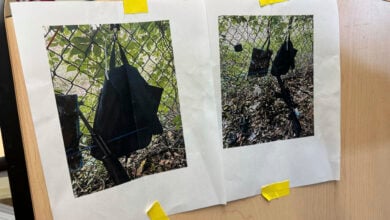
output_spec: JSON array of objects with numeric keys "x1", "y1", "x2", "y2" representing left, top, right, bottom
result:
[{"x1": 5, "y1": 18, "x2": 53, "y2": 220}]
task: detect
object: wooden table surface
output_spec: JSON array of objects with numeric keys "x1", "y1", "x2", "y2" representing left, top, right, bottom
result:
[{"x1": 5, "y1": 0, "x2": 390, "y2": 219}]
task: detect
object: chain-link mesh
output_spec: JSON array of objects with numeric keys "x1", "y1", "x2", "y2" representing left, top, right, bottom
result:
[
  {"x1": 219, "y1": 15, "x2": 313, "y2": 87},
  {"x1": 219, "y1": 15, "x2": 314, "y2": 148},
  {"x1": 44, "y1": 21, "x2": 186, "y2": 197}
]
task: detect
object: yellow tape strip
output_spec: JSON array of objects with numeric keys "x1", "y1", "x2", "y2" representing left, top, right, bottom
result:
[
  {"x1": 123, "y1": 0, "x2": 148, "y2": 14},
  {"x1": 261, "y1": 180, "x2": 290, "y2": 201},
  {"x1": 259, "y1": 0, "x2": 288, "y2": 7},
  {"x1": 147, "y1": 201, "x2": 170, "y2": 220}
]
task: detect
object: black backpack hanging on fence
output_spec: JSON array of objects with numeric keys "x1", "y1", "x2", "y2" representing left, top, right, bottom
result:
[
  {"x1": 248, "y1": 20, "x2": 273, "y2": 77},
  {"x1": 91, "y1": 41, "x2": 163, "y2": 161},
  {"x1": 271, "y1": 35, "x2": 297, "y2": 76}
]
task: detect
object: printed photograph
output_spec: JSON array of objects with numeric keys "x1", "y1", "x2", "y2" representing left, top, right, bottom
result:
[
  {"x1": 219, "y1": 15, "x2": 314, "y2": 148},
  {"x1": 43, "y1": 21, "x2": 187, "y2": 197}
]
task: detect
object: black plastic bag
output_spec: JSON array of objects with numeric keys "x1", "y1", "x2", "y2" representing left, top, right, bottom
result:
[
  {"x1": 91, "y1": 42, "x2": 163, "y2": 160},
  {"x1": 271, "y1": 36, "x2": 297, "y2": 76}
]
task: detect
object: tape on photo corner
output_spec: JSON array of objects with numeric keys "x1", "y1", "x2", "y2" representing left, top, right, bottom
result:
[
  {"x1": 261, "y1": 180, "x2": 290, "y2": 201},
  {"x1": 146, "y1": 201, "x2": 170, "y2": 220}
]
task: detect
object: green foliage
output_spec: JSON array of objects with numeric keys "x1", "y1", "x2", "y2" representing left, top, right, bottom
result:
[
  {"x1": 173, "y1": 115, "x2": 182, "y2": 130},
  {"x1": 45, "y1": 20, "x2": 181, "y2": 142},
  {"x1": 218, "y1": 15, "x2": 313, "y2": 93}
]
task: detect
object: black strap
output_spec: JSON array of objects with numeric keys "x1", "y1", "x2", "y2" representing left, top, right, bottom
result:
[
  {"x1": 261, "y1": 18, "x2": 271, "y2": 51},
  {"x1": 284, "y1": 16, "x2": 294, "y2": 49},
  {"x1": 288, "y1": 16, "x2": 294, "y2": 34},
  {"x1": 261, "y1": 35, "x2": 271, "y2": 51},
  {"x1": 109, "y1": 40, "x2": 129, "y2": 69}
]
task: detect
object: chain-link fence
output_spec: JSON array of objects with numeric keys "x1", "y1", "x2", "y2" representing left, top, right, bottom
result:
[
  {"x1": 44, "y1": 21, "x2": 186, "y2": 197},
  {"x1": 219, "y1": 15, "x2": 313, "y2": 88},
  {"x1": 219, "y1": 15, "x2": 314, "y2": 148}
]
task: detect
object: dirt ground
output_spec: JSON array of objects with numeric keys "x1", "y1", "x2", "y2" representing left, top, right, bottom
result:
[{"x1": 222, "y1": 68, "x2": 314, "y2": 148}]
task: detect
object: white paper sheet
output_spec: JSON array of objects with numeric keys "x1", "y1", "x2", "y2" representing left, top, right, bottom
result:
[
  {"x1": 205, "y1": 0, "x2": 340, "y2": 201},
  {"x1": 11, "y1": 1, "x2": 225, "y2": 219}
]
